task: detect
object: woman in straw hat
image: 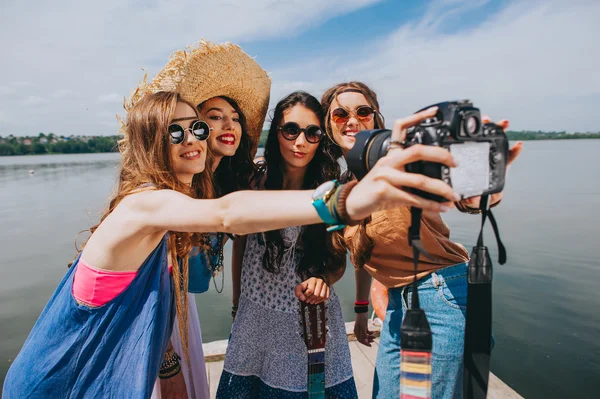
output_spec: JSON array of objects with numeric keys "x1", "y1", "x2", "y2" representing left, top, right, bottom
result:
[
  {"x1": 217, "y1": 91, "x2": 357, "y2": 398},
  {"x1": 148, "y1": 41, "x2": 272, "y2": 399},
  {"x1": 2, "y1": 48, "x2": 461, "y2": 399}
]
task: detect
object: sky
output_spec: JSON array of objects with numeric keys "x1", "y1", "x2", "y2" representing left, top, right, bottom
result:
[{"x1": 0, "y1": 0, "x2": 598, "y2": 137}]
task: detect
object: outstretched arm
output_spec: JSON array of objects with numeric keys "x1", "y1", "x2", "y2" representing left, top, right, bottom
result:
[{"x1": 86, "y1": 106, "x2": 460, "y2": 271}]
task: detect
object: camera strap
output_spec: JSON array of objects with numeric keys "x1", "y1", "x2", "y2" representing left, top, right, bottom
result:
[
  {"x1": 463, "y1": 195, "x2": 507, "y2": 399},
  {"x1": 399, "y1": 207, "x2": 434, "y2": 398}
]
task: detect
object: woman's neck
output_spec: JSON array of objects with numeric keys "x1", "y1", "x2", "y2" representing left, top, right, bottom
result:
[
  {"x1": 282, "y1": 164, "x2": 307, "y2": 190},
  {"x1": 211, "y1": 155, "x2": 223, "y2": 172},
  {"x1": 176, "y1": 174, "x2": 193, "y2": 186}
]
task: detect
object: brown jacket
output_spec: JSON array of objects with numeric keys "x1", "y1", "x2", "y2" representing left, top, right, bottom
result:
[{"x1": 344, "y1": 207, "x2": 469, "y2": 288}]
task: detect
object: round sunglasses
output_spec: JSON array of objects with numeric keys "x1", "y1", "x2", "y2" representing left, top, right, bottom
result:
[
  {"x1": 167, "y1": 120, "x2": 211, "y2": 145},
  {"x1": 330, "y1": 105, "x2": 376, "y2": 125},
  {"x1": 278, "y1": 122, "x2": 324, "y2": 144}
]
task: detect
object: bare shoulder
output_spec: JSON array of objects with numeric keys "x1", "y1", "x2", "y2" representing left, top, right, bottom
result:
[{"x1": 80, "y1": 191, "x2": 172, "y2": 270}]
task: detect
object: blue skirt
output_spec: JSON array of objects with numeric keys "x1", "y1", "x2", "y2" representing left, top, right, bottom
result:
[{"x1": 217, "y1": 371, "x2": 357, "y2": 399}]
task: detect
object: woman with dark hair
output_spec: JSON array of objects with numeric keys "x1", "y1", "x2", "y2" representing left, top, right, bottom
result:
[
  {"x1": 320, "y1": 81, "x2": 523, "y2": 399},
  {"x1": 216, "y1": 91, "x2": 358, "y2": 398},
  {"x1": 198, "y1": 96, "x2": 256, "y2": 197}
]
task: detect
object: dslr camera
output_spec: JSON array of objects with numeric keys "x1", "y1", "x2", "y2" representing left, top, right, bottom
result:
[{"x1": 346, "y1": 100, "x2": 509, "y2": 202}]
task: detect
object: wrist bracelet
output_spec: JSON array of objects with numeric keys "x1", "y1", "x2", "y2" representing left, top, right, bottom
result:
[
  {"x1": 158, "y1": 363, "x2": 181, "y2": 379},
  {"x1": 354, "y1": 300, "x2": 370, "y2": 306},
  {"x1": 334, "y1": 181, "x2": 360, "y2": 226},
  {"x1": 354, "y1": 305, "x2": 369, "y2": 314},
  {"x1": 159, "y1": 351, "x2": 181, "y2": 379},
  {"x1": 323, "y1": 184, "x2": 345, "y2": 232}
]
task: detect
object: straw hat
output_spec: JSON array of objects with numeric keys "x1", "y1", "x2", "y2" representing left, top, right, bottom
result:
[{"x1": 124, "y1": 40, "x2": 271, "y2": 155}]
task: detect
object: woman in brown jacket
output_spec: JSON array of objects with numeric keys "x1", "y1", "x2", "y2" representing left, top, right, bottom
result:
[{"x1": 321, "y1": 81, "x2": 522, "y2": 399}]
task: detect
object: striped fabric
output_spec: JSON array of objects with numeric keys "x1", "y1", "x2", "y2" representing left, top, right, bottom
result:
[
  {"x1": 400, "y1": 350, "x2": 432, "y2": 399},
  {"x1": 308, "y1": 348, "x2": 325, "y2": 398}
]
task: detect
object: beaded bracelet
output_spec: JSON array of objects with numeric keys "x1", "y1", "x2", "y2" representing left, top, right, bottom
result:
[
  {"x1": 158, "y1": 351, "x2": 181, "y2": 379},
  {"x1": 333, "y1": 181, "x2": 360, "y2": 226}
]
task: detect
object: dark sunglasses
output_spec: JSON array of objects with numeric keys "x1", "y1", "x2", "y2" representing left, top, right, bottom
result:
[
  {"x1": 331, "y1": 105, "x2": 376, "y2": 124},
  {"x1": 167, "y1": 120, "x2": 211, "y2": 145},
  {"x1": 278, "y1": 122, "x2": 324, "y2": 144}
]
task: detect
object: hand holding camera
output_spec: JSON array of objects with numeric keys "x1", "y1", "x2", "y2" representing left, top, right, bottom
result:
[
  {"x1": 344, "y1": 106, "x2": 462, "y2": 220},
  {"x1": 347, "y1": 100, "x2": 521, "y2": 206},
  {"x1": 461, "y1": 116, "x2": 523, "y2": 210}
]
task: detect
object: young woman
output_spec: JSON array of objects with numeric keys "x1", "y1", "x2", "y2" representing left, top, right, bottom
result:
[
  {"x1": 217, "y1": 91, "x2": 357, "y2": 398},
  {"x1": 2, "y1": 86, "x2": 460, "y2": 398},
  {"x1": 147, "y1": 41, "x2": 272, "y2": 399},
  {"x1": 320, "y1": 81, "x2": 523, "y2": 399},
  {"x1": 153, "y1": 96, "x2": 259, "y2": 399}
]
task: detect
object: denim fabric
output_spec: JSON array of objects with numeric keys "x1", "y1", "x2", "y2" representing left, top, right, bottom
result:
[
  {"x1": 3, "y1": 237, "x2": 175, "y2": 399},
  {"x1": 373, "y1": 262, "x2": 468, "y2": 399},
  {"x1": 188, "y1": 250, "x2": 213, "y2": 294}
]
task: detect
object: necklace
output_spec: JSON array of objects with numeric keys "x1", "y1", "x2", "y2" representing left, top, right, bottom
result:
[{"x1": 204, "y1": 233, "x2": 225, "y2": 293}]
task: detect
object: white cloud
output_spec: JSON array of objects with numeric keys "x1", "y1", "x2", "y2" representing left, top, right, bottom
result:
[
  {"x1": 53, "y1": 89, "x2": 82, "y2": 99},
  {"x1": 0, "y1": 86, "x2": 14, "y2": 95},
  {"x1": 269, "y1": 0, "x2": 600, "y2": 132},
  {"x1": 21, "y1": 96, "x2": 49, "y2": 106},
  {"x1": 0, "y1": 0, "x2": 382, "y2": 136},
  {"x1": 11, "y1": 81, "x2": 33, "y2": 87},
  {"x1": 97, "y1": 93, "x2": 123, "y2": 103},
  {"x1": 0, "y1": 0, "x2": 597, "y2": 135}
]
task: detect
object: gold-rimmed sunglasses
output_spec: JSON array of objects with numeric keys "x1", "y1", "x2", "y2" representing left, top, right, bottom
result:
[{"x1": 330, "y1": 105, "x2": 377, "y2": 125}]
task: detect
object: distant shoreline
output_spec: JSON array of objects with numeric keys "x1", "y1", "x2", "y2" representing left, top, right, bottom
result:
[{"x1": 1, "y1": 133, "x2": 599, "y2": 156}]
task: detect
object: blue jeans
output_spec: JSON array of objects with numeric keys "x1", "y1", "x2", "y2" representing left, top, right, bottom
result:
[{"x1": 373, "y1": 262, "x2": 468, "y2": 399}]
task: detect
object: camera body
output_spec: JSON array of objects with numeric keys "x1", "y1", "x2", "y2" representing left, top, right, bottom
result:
[{"x1": 346, "y1": 100, "x2": 509, "y2": 202}]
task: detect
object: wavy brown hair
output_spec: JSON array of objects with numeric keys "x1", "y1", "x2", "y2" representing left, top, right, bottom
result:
[
  {"x1": 84, "y1": 91, "x2": 214, "y2": 363},
  {"x1": 321, "y1": 82, "x2": 385, "y2": 268}
]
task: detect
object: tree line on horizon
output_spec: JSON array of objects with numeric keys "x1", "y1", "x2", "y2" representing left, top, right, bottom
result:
[{"x1": 0, "y1": 130, "x2": 599, "y2": 156}]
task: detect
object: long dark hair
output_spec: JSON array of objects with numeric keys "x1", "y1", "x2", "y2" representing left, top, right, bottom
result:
[
  {"x1": 199, "y1": 96, "x2": 256, "y2": 196},
  {"x1": 261, "y1": 91, "x2": 344, "y2": 279}
]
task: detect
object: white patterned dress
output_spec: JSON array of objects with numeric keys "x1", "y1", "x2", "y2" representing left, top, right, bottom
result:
[{"x1": 216, "y1": 226, "x2": 357, "y2": 398}]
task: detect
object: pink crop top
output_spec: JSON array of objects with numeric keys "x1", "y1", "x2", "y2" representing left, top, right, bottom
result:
[{"x1": 73, "y1": 259, "x2": 172, "y2": 307}]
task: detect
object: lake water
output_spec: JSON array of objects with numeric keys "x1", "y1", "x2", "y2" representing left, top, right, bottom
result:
[{"x1": 1, "y1": 141, "x2": 599, "y2": 398}]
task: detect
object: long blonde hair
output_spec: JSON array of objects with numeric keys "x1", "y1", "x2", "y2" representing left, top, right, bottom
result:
[
  {"x1": 321, "y1": 82, "x2": 384, "y2": 268},
  {"x1": 89, "y1": 91, "x2": 215, "y2": 363}
]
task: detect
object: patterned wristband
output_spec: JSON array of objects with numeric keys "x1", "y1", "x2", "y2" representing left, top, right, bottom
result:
[{"x1": 334, "y1": 181, "x2": 360, "y2": 226}]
